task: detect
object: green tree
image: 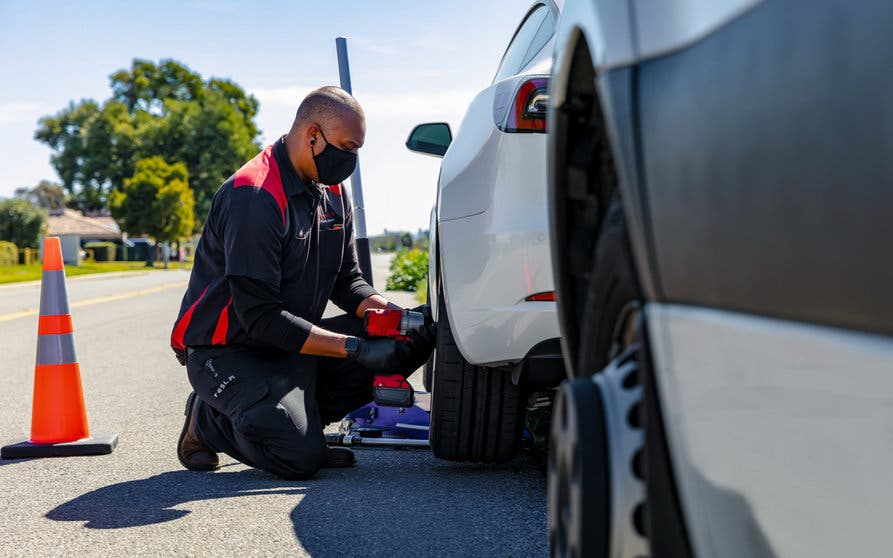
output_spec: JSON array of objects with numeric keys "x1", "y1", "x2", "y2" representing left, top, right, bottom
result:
[
  {"x1": 0, "y1": 199, "x2": 47, "y2": 248},
  {"x1": 14, "y1": 180, "x2": 68, "y2": 209},
  {"x1": 109, "y1": 157, "x2": 195, "y2": 268},
  {"x1": 35, "y1": 58, "x2": 261, "y2": 223}
]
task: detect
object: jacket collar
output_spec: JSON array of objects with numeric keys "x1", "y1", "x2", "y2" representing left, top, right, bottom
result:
[{"x1": 273, "y1": 136, "x2": 317, "y2": 199}]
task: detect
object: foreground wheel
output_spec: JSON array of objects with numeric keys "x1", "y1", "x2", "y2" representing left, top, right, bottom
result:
[
  {"x1": 549, "y1": 347, "x2": 648, "y2": 558},
  {"x1": 576, "y1": 194, "x2": 642, "y2": 377},
  {"x1": 429, "y1": 285, "x2": 525, "y2": 462},
  {"x1": 548, "y1": 377, "x2": 609, "y2": 557}
]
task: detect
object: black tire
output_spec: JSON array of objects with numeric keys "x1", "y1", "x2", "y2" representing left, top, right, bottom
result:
[
  {"x1": 429, "y1": 284, "x2": 525, "y2": 462},
  {"x1": 548, "y1": 378, "x2": 610, "y2": 558},
  {"x1": 575, "y1": 194, "x2": 642, "y2": 377}
]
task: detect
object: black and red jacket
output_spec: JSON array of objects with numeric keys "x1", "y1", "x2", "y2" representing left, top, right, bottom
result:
[{"x1": 171, "y1": 137, "x2": 376, "y2": 359}]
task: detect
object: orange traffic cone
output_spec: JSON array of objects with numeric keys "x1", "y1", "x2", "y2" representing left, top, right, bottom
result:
[{"x1": 1, "y1": 237, "x2": 117, "y2": 458}]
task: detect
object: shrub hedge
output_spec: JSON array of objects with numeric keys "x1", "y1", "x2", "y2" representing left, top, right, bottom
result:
[
  {"x1": 386, "y1": 248, "x2": 428, "y2": 291},
  {"x1": 0, "y1": 241, "x2": 17, "y2": 266},
  {"x1": 84, "y1": 241, "x2": 117, "y2": 262}
]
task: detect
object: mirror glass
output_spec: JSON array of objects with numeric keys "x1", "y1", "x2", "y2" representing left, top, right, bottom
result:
[{"x1": 406, "y1": 123, "x2": 452, "y2": 157}]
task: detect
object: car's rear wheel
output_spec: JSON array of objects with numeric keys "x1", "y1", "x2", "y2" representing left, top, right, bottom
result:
[{"x1": 429, "y1": 284, "x2": 525, "y2": 462}]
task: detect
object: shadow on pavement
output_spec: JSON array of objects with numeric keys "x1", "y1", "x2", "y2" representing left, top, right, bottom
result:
[
  {"x1": 0, "y1": 458, "x2": 35, "y2": 466},
  {"x1": 47, "y1": 469, "x2": 305, "y2": 529},
  {"x1": 292, "y1": 451, "x2": 548, "y2": 557}
]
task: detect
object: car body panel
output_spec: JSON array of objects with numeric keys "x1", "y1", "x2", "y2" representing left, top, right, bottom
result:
[
  {"x1": 638, "y1": 0, "x2": 893, "y2": 336},
  {"x1": 440, "y1": 129, "x2": 559, "y2": 365},
  {"x1": 438, "y1": 86, "x2": 502, "y2": 222},
  {"x1": 647, "y1": 303, "x2": 893, "y2": 558},
  {"x1": 633, "y1": 0, "x2": 765, "y2": 60}
]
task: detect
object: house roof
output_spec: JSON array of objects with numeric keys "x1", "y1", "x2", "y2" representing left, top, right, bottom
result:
[{"x1": 47, "y1": 209, "x2": 121, "y2": 240}]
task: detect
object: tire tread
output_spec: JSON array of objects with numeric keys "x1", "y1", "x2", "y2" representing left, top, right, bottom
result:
[{"x1": 430, "y1": 289, "x2": 523, "y2": 462}]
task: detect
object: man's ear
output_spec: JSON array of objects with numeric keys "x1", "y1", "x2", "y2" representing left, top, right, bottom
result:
[{"x1": 306, "y1": 124, "x2": 319, "y2": 147}]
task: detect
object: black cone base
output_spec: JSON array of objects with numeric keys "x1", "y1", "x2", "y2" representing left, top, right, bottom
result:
[{"x1": 1, "y1": 433, "x2": 118, "y2": 459}]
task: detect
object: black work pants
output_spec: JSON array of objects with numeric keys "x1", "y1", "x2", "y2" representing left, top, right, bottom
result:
[{"x1": 185, "y1": 314, "x2": 373, "y2": 479}]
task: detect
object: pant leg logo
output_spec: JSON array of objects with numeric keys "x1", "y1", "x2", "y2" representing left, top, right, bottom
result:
[{"x1": 214, "y1": 375, "x2": 237, "y2": 399}]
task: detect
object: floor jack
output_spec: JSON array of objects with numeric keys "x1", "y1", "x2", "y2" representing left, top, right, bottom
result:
[{"x1": 326, "y1": 309, "x2": 432, "y2": 450}]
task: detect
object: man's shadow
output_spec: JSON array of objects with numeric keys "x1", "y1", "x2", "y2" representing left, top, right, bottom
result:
[
  {"x1": 46, "y1": 467, "x2": 305, "y2": 529},
  {"x1": 290, "y1": 452, "x2": 549, "y2": 557}
]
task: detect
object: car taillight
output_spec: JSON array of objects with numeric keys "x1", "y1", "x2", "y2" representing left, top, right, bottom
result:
[
  {"x1": 504, "y1": 78, "x2": 548, "y2": 133},
  {"x1": 525, "y1": 291, "x2": 556, "y2": 302}
]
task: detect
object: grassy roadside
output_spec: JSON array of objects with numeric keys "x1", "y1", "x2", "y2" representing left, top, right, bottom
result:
[{"x1": 0, "y1": 261, "x2": 193, "y2": 285}]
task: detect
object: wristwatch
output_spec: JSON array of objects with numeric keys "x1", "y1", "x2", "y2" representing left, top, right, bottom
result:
[{"x1": 344, "y1": 336, "x2": 361, "y2": 359}]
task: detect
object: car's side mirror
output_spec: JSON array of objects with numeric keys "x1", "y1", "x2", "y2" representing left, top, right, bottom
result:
[{"x1": 406, "y1": 123, "x2": 452, "y2": 158}]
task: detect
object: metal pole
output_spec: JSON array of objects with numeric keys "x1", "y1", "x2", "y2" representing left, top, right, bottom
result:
[
  {"x1": 325, "y1": 432, "x2": 430, "y2": 449},
  {"x1": 336, "y1": 36, "x2": 374, "y2": 286}
]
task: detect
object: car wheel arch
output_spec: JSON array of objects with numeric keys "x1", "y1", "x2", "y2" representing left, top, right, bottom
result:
[{"x1": 549, "y1": 30, "x2": 620, "y2": 379}]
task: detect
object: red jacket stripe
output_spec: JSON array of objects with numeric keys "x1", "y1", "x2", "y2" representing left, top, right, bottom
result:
[
  {"x1": 211, "y1": 298, "x2": 232, "y2": 345},
  {"x1": 171, "y1": 285, "x2": 209, "y2": 350},
  {"x1": 233, "y1": 145, "x2": 288, "y2": 226}
]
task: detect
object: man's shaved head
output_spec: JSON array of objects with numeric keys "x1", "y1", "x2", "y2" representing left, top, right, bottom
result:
[
  {"x1": 293, "y1": 86, "x2": 364, "y2": 129},
  {"x1": 283, "y1": 86, "x2": 366, "y2": 184}
]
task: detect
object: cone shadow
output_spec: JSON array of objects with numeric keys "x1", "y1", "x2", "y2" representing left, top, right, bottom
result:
[{"x1": 46, "y1": 470, "x2": 305, "y2": 529}]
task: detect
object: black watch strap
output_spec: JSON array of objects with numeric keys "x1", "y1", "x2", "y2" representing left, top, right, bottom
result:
[{"x1": 344, "y1": 336, "x2": 361, "y2": 359}]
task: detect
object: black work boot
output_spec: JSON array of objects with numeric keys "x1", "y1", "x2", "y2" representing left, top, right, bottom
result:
[
  {"x1": 324, "y1": 446, "x2": 356, "y2": 468},
  {"x1": 177, "y1": 392, "x2": 220, "y2": 471}
]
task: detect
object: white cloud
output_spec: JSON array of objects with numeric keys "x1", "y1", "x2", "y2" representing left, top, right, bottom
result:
[
  {"x1": 355, "y1": 90, "x2": 477, "y2": 120},
  {"x1": 190, "y1": 0, "x2": 237, "y2": 13},
  {"x1": 0, "y1": 102, "x2": 40, "y2": 125},
  {"x1": 409, "y1": 31, "x2": 461, "y2": 53},
  {"x1": 250, "y1": 85, "x2": 317, "y2": 108},
  {"x1": 348, "y1": 36, "x2": 400, "y2": 56},
  {"x1": 251, "y1": 84, "x2": 476, "y2": 121}
]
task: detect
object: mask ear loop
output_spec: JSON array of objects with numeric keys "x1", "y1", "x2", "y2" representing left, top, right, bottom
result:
[{"x1": 310, "y1": 125, "x2": 324, "y2": 184}]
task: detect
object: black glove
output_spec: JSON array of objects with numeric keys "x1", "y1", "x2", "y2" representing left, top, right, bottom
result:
[
  {"x1": 410, "y1": 304, "x2": 433, "y2": 326},
  {"x1": 392, "y1": 308, "x2": 437, "y2": 376},
  {"x1": 351, "y1": 337, "x2": 412, "y2": 372}
]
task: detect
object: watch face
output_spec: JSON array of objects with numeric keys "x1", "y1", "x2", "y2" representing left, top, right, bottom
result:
[{"x1": 345, "y1": 337, "x2": 360, "y2": 355}]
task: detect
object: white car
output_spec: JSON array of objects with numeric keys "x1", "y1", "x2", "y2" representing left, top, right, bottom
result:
[
  {"x1": 406, "y1": 0, "x2": 564, "y2": 462},
  {"x1": 547, "y1": 1, "x2": 893, "y2": 557}
]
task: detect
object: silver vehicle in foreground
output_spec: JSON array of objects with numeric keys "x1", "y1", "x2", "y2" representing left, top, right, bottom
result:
[{"x1": 546, "y1": 1, "x2": 893, "y2": 557}]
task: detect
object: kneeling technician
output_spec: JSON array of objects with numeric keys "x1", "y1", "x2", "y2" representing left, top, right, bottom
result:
[{"x1": 170, "y1": 86, "x2": 434, "y2": 479}]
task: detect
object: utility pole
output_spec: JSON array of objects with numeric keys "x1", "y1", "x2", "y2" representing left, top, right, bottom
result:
[{"x1": 335, "y1": 37, "x2": 373, "y2": 286}]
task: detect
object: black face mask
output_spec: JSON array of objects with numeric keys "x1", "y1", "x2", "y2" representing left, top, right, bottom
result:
[{"x1": 312, "y1": 128, "x2": 357, "y2": 185}]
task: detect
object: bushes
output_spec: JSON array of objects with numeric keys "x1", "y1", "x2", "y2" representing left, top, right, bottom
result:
[
  {"x1": 0, "y1": 199, "x2": 46, "y2": 248},
  {"x1": 386, "y1": 248, "x2": 428, "y2": 291},
  {"x1": 0, "y1": 241, "x2": 17, "y2": 266},
  {"x1": 84, "y1": 241, "x2": 117, "y2": 262}
]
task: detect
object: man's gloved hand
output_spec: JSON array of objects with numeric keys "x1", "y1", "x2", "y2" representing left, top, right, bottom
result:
[
  {"x1": 392, "y1": 305, "x2": 436, "y2": 375},
  {"x1": 351, "y1": 337, "x2": 412, "y2": 372}
]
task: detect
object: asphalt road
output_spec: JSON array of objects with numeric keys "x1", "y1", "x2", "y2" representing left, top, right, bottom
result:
[{"x1": 0, "y1": 253, "x2": 547, "y2": 557}]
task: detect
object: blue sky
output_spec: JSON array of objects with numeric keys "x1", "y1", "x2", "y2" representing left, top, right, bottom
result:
[{"x1": 0, "y1": 0, "x2": 527, "y2": 235}]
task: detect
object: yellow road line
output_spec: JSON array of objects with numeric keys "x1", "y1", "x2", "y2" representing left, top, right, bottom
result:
[{"x1": 0, "y1": 281, "x2": 187, "y2": 323}]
